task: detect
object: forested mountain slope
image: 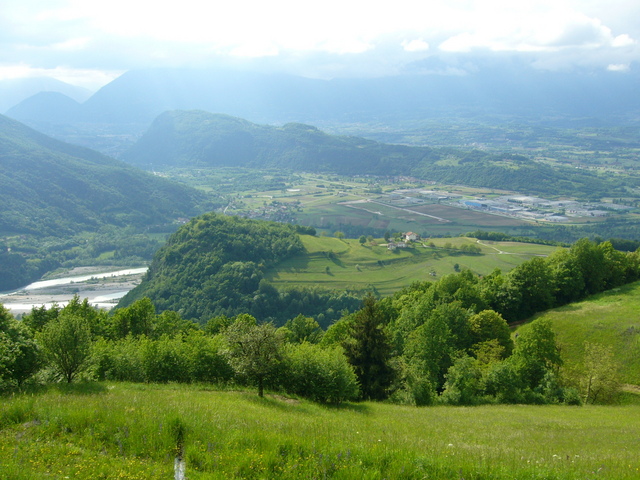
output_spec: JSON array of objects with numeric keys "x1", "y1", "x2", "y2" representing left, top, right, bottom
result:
[
  {"x1": 122, "y1": 110, "x2": 639, "y2": 201},
  {"x1": 0, "y1": 114, "x2": 207, "y2": 237}
]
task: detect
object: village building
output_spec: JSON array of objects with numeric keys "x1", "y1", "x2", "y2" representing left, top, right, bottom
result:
[{"x1": 404, "y1": 232, "x2": 419, "y2": 242}]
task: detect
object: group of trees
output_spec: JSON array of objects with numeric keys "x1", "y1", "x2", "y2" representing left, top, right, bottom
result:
[
  {"x1": 2, "y1": 237, "x2": 633, "y2": 406},
  {"x1": 316, "y1": 237, "x2": 636, "y2": 405},
  {"x1": 118, "y1": 213, "x2": 362, "y2": 326},
  {"x1": 439, "y1": 237, "x2": 640, "y2": 324},
  {"x1": 322, "y1": 294, "x2": 575, "y2": 405},
  {"x1": 0, "y1": 296, "x2": 360, "y2": 404}
]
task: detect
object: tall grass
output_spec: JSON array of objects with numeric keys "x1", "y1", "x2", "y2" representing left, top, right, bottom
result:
[{"x1": 1, "y1": 383, "x2": 639, "y2": 479}]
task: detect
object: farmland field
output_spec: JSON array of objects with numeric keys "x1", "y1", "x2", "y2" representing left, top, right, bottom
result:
[
  {"x1": 288, "y1": 197, "x2": 531, "y2": 238},
  {"x1": 411, "y1": 203, "x2": 530, "y2": 227},
  {"x1": 265, "y1": 235, "x2": 559, "y2": 295},
  {"x1": 165, "y1": 167, "x2": 630, "y2": 240}
]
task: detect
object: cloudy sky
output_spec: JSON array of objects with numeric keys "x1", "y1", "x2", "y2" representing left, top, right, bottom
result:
[{"x1": 1, "y1": 0, "x2": 639, "y2": 90}]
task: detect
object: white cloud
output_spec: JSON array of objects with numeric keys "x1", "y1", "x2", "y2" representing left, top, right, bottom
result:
[
  {"x1": 51, "y1": 37, "x2": 91, "y2": 51},
  {"x1": 607, "y1": 63, "x2": 630, "y2": 72},
  {"x1": 1, "y1": 0, "x2": 639, "y2": 86},
  {"x1": 438, "y1": 9, "x2": 637, "y2": 54},
  {"x1": 230, "y1": 44, "x2": 280, "y2": 58},
  {"x1": 612, "y1": 34, "x2": 635, "y2": 47},
  {"x1": 402, "y1": 39, "x2": 430, "y2": 53}
]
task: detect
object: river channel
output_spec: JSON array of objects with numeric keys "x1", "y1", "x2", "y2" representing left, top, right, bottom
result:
[{"x1": 0, "y1": 267, "x2": 148, "y2": 316}]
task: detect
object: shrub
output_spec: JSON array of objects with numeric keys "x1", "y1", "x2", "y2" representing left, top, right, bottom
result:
[
  {"x1": 441, "y1": 355, "x2": 483, "y2": 405},
  {"x1": 284, "y1": 343, "x2": 359, "y2": 404}
]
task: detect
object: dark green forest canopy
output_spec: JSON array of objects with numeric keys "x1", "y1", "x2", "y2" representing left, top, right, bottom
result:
[
  {"x1": 118, "y1": 213, "x2": 361, "y2": 324},
  {"x1": 0, "y1": 114, "x2": 209, "y2": 238},
  {"x1": 122, "y1": 110, "x2": 639, "y2": 201}
]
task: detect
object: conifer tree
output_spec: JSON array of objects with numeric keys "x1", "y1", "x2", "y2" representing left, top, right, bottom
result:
[{"x1": 343, "y1": 295, "x2": 395, "y2": 400}]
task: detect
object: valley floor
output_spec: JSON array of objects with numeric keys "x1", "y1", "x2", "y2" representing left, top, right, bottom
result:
[{"x1": 0, "y1": 267, "x2": 146, "y2": 315}]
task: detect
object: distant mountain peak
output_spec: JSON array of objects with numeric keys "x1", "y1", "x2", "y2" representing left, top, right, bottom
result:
[{"x1": 0, "y1": 76, "x2": 92, "y2": 113}]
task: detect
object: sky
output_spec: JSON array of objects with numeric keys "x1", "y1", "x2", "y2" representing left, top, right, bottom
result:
[{"x1": 1, "y1": 0, "x2": 639, "y2": 91}]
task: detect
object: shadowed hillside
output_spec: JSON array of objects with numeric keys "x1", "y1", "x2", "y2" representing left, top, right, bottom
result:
[{"x1": 0, "y1": 114, "x2": 207, "y2": 237}]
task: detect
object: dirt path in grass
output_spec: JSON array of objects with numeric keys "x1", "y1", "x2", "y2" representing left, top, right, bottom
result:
[{"x1": 476, "y1": 239, "x2": 514, "y2": 254}]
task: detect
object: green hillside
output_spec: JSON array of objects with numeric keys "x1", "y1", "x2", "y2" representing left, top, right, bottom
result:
[
  {"x1": 1, "y1": 383, "x2": 639, "y2": 479},
  {"x1": 118, "y1": 211, "x2": 560, "y2": 323},
  {"x1": 519, "y1": 281, "x2": 640, "y2": 385},
  {"x1": 0, "y1": 114, "x2": 214, "y2": 290},
  {"x1": 121, "y1": 110, "x2": 640, "y2": 201},
  {"x1": 266, "y1": 235, "x2": 558, "y2": 296},
  {"x1": 0, "y1": 114, "x2": 207, "y2": 237}
]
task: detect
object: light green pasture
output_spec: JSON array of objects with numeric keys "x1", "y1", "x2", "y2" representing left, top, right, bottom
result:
[
  {"x1": 1, "y1": 383, "x2": 639, "y2": 479},
  {"x1": 525, "y1": 281, "x2": 640, "y2": 385},
  {"x1": 265, "y1": 236, "x2": 559, "y2": 295}
]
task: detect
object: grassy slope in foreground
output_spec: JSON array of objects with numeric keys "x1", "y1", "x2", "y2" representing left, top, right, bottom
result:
[
  {"x1": 265, "y1": 235, "x2": 559, "y2": 295},
  {"x1": 521, "y1": 281, "x2": 640, "y2": 385},
  {"x1": 1, "y1": 383, "x2": 639, "y2": 480}
]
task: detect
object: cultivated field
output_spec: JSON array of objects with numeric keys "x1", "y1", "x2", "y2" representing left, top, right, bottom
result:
[{"x1": 265, "y1": 235, "x2": 559, "y2": 295}]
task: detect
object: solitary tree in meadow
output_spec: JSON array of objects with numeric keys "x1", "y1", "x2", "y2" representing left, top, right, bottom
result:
[{"x1": 581, "y1": 342, "x2": 620, "y2": 404}]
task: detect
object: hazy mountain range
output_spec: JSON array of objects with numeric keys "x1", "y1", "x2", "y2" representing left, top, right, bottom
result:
[
  {"x1": 0, "y1": 77, "x2": 92, "y2": 113},
  {"x1": 4, "y1": 66, "x2": 640, "y2": 156}
]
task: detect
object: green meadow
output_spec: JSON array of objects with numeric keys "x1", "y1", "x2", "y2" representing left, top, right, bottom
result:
[
  {"x1": 265, "y1": 235, "x2": 559, "y2": 295},
  {"x1": 1, "y1": 383, "x2": 639, "y2": 480},
  {"x1": 523, "y1": 281, "x2": 640, "y2": 386}
]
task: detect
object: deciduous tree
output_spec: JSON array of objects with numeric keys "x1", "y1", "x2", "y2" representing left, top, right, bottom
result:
[
  {"x1": 580, "y1": 342, "x2": 620, "y2": 404},
  {"x1": 468, "y1": 310, "x2": 513, "y2": 357},
  {"x1": 0, "y1": 305, "x2": 40, "y2": 387},
  {"x1": 510, "y1": 319, "x2": 562, "y2": 390},
  {"x1": 38, "y1": 311, "x2": 92, "y2": 383},
  {"x1": 224, "y1": 315, "x2": 284, "y2": 397}
]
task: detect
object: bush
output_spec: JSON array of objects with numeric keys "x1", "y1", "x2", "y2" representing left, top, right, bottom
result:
[
  {"x1": 92, "y1": 333, "x2": 233, "y2": 384},
  {"x1": 283, "y1": 343, "x2": 359, "y2": 404},
  {"x1": 441, "y1": 355, "x2": 483, "y2": 405},
  {"x1": 483, "y1": 361, "x2": 525, "y2": 404},
  {"x1": 185, "y1": 332, "x2": 233, "y2": 383},
  {"x1": 140, "y1": 335, "x2": 191, "y2": 383},
  {"x1": 92, "y1": 337, "x2": 145, "y2": 382}
]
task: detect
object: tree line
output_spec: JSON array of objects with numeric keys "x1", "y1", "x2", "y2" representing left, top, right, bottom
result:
[
  {"x1": 1, "y1": 238, "x2": 631, "y2": 405},
  {"x1": 0, "y1": 297, "x2": 359, "y2": 404}
]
